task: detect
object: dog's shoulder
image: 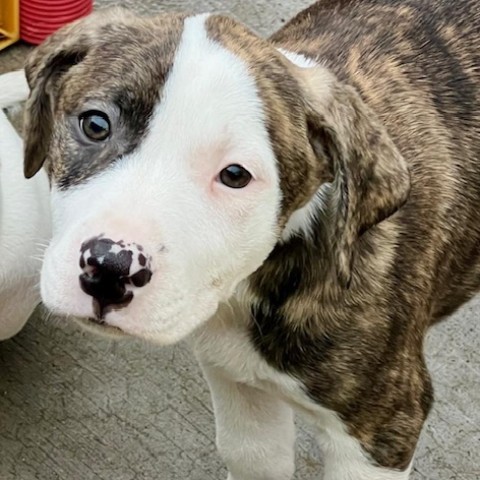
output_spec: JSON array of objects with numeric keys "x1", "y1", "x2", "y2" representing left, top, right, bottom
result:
[{"x1": 270, "y1": 0, "x2": 480, "y2": 316}]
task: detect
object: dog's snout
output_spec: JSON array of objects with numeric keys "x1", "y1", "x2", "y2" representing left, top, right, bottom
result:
[{"x1": 79, "y1": 235, "x2": 152, "y2": 317}]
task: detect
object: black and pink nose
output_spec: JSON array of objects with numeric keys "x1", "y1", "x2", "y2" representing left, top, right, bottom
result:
[{"x1": 79, "y1": 235, "x2": 152, "y2": 318}]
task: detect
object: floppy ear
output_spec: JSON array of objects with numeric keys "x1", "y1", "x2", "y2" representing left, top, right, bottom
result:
[
  {"x1": 297, "y1": 66, "x2": 410, "y2": 287},
  {"x1": 23, "y1": 36, "x2": 87, "y2": 179},
  {"x1": 23, "y1": 8, "x2": 133, "y2": 179}
]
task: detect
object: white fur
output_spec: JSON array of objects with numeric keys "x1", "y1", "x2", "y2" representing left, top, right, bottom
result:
[
  {"x1": 281, "y1": 184, "x2": 330, "y2": 241},
  {"x1": 0, "y1": 70, "x2": 30, "y2": 109},
  {"x1": 0, "y1": 72, "x2": 51, "y2": 340},
  {"x1": 41, "y1": 14, "x2": 281, "y2": 344},
  {"x1": 278, "y1": 48, "x2": 318, "y2": 69}
]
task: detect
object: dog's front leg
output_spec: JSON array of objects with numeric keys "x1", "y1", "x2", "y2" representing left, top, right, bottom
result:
[{"x1": 201, "y1": 363, "x2": 296, "y2": 480}]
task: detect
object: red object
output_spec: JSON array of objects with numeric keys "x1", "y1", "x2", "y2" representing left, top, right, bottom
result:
[{"x1": 20, "y1": 0, "x2": 93, "y2": 45}]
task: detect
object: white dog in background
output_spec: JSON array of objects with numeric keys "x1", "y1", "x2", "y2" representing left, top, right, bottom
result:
[{"x1": 0, "y1": 70, "x2": 51, "y2": 340}]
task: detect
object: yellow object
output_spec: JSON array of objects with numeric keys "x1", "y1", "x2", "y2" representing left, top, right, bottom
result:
[{"x1": 0, "y1": 0, "x2": 19, "y2": 51}]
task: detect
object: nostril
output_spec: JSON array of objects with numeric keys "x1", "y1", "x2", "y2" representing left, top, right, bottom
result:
[
  {"x1": 80, "y1": 273, "x2": 134, "y2": 319},
  {"x1": 79, "y1": 272, "x2": 130, "y2": 302},
  {"x1": 129, "y1": 268, "x2": 153, "y2": 287}
]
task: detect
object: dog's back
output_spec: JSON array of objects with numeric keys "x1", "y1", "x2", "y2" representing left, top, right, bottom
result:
[{"x1": 272, "y1": 0, "x2": 480, "y2": 320}]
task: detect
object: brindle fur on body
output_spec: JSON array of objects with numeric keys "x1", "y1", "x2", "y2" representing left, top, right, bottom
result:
[
  {"x1": 248, "y1": 0, "x2": 480, "y2": 469},
  {"x1": 20, "y1": 0, "x2": 480, "y2": 478}
]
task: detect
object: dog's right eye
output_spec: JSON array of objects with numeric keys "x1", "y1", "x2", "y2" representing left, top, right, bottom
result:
[{"x1": 79, "y1": 111, "x2": 111, "y2": 141}]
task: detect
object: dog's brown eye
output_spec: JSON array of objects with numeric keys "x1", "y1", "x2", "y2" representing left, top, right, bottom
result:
[
  {"x1": 219, "y1": 164, "x2": 252, "y2": 189},
  {"x1": 80, "y1": 111, "x2": 111, "y2": 141}
]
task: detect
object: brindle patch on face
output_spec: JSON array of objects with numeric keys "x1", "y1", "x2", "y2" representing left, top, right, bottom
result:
[{"x1": 24, "y1": 9, "x2": 187, "y2": 188}]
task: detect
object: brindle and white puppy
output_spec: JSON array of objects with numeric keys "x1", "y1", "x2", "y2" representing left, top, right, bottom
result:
[{"x1": 22, "y1": 1, "x2": 480, "y2": 478}]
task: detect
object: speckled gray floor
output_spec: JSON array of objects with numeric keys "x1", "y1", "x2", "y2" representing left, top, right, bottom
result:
[{"x1": 0, "y1": 1, "x2": 479, "y2": 479}]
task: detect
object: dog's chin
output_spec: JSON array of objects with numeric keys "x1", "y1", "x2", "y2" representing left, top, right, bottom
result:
[
  {"x1": 74, "y1": 316, "x2": 130, "y2": 339},
  {"x1": 71, "y1": 308, "x2": 217, "y2": 346},
  {"x1": 42, "y1": 279, "x2": 225, "y2": 345}
]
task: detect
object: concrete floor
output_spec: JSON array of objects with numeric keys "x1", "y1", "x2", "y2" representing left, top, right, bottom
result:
[{"x1": 0, "y1": 1, "x2": 479, "y2": 479}]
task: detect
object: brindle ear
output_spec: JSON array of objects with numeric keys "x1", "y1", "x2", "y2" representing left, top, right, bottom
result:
[
  {"x1": 24, "y1": 41, "x2": 87, "y2": 179},
  {"x1": 298, "y1": 67, "x2": 410, "y2": 286},
  {"x1": 23, "y1": 7, "x2": 133, "y2": 179}
]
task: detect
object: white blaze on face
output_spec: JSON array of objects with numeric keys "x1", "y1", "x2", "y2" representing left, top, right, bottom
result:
[{"x1": 41, "y1": 14, "x2": 281, "y2": 344}]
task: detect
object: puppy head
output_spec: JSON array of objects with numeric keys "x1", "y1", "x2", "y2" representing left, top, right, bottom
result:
[{"x1": 24, "y1": 9, "x2": 409, "y2": 344}]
